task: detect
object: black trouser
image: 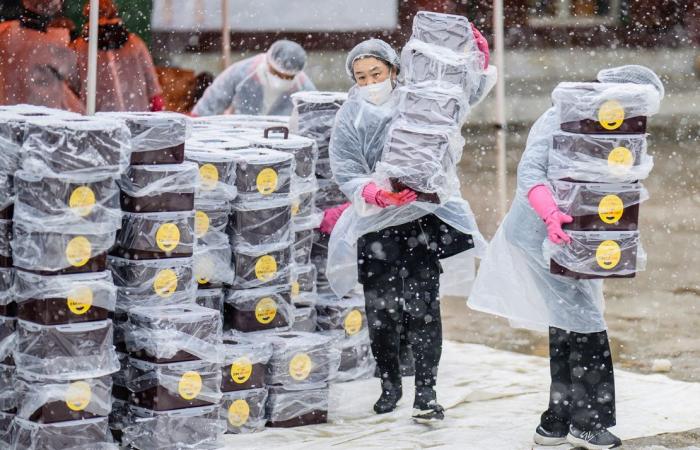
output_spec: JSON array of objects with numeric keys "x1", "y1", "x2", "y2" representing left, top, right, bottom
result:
[{"x1": 541, "y1": 327, "x2": 616, "y2": 433}]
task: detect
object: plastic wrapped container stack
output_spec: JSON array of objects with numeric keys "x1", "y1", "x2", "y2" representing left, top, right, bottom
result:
[
  {"x1": 377, "y1": 11, "x2": 486, "y2": 204},
  {"x1": 289, "y1": 92, "x2": 349, "y2": 297},
  {"x1": 101, "y1": 112, "x2": 225, "y2": 448},
  {"x1": 1, "y1": 107, "x2": 128, "y2": 449},
  {"x1": 545, "y1": 82, "x2": 661, "y2": 278}
]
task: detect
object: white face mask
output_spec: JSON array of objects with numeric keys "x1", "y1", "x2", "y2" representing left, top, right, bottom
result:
[
  {"x1": 267, "y1": 70, "x2": 296, "y2": 92},
  {"x1": 358, "y1": 78, "x2": 393, "y2": 105}
]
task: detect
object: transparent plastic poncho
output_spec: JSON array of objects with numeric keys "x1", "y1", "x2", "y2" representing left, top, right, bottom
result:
[
  {"x1": 220, "y1": 387, "x2": 268, "y2": 434},
  {"x1": 266, "y1": 331, "x2": 341, "y2": 388},
  {"x1": 548, "y1": 132, "x2": 653, "y2": 182},
  {"x1": 109, "y1": 256, "x2": 196, "y2": 305},
  {"x1": 97, "y1": 111, "x2": 191, "y2": 153},
  {"x1": 14, "y1": 319, "x2": 120, "y2": 379},
  {"x1": 20, "y1": 116, "x2": 132, "y2": 178},
  {"x1": 124, "y1": 305, "x2": 222, "y2": 363}
]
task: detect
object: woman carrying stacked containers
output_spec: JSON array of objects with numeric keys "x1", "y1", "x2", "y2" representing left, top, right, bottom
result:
[
  {"x1": 469, "y1": 65, "x2": 663, "y2": 450},
  {"x1": 324, "y1": 11, "x2": 494, "y2": 422},
  {"x1": 6, "y1": 110, "x2": 130, "y2": 448},
  {"x1": 100, "y1": 112, "x2": 225, "y2": 448}
]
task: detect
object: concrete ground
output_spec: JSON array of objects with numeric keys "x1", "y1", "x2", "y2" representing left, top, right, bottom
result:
[{"x1": 442, "y1": 127, "x2": 700, "y2": 448}]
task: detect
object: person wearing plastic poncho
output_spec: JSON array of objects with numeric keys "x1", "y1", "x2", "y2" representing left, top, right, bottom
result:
[
  {"x1": 468, "y1": 66, "x2": 664, "y2": 449},
  {"x1": 322, "y1": 35, "x2": 494, "y2": 421},
  {"x1": 70, "y1": 0, "x2": 164, "y2": 112},
  {"x1": 192, "y1": 39, "x2": 316, "y2": 116},
  {"x1": 0, "y1": 0, "x2": 84, "y2": 113}
]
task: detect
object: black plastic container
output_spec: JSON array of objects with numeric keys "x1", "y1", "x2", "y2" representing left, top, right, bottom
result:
[
  {"x1": 113, "y1": 211, "x2": 195, "y2": 260},
  {"x1": 119, "y1": 162, "x2": 198, "y2": 213},
  {"x1": 220, "y1": 335, "x2": 273, "y2": 393},
  {"x1": 231, "y1": 242, "x2": 292, "y2": 289},
  {"x1": 220, "y1": 388, "x2": 268, "y2": 434},
  {"x1": 223, "y1": 286, "x2": 293, "y2": 333},
  {"x1": 246, "y1": 127, "x2": 317, "y2": 182},
  {"x1": 233, "y1": 148, "x2": 294, "y2": 199},
  {"x1": 266, "y1": 385, "x2": 329, "y2": 428},
  {"x1": 550, "y1": 231, "x2": 640, "y2": 279},
  {"x1": 229, "y1": 197, "x2": 292, "y2": 247}
]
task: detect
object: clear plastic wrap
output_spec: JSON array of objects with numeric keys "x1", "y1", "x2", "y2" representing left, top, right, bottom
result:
[
  {"x1": 315, "y1": 294, "x2": 367, "y2": 337},
  {"x1": 266, "y1": 331, "x2": 340, "y2": 388},
  {"x1": 0, "y1": 268, "x2": 14, "y2": 316},
  {"x1": 289, "y1": 92, "x2": 347, "y2": 160},
  {"x1": 231, "y1": 241, "x2": 293, "y2": 289},
  {"x1": 20, "y1": 116, "x2": 131, "y2": 177},
  {"x1": 220, "y1": 333, "x2": 273, "y2": 392},
  {"x1": 545, "y1": 230, "x2": 646, "y2": 278},
  {"x1": 0, "y1": 115, "x2": 29, "y2": 211},
  {"x1": 266, "y1": 384, "x2": 329, "y2": 428},
  {"x1": 109, "y1": 256, "x2": 195, "y2": 303},
  {"x1": 14, "y1": 271, "x2": 117, "y2": 325},
  {"x1": 376, "y1": 119, "x2": 464, "y2": 203},
  {"x1": 245, "y1": 128, "x2": 318, "y2": 186},
  {"x1": 114, "y1": 211, "x2": 195, "y2": 260},
  {"x1": 395, "y1": 82, "x2": 468, "y2": 127},
  {"x1": 15, "y1": 373, "x2": 113, "y2": 423},
  {"x1": 112, "y1": 352, "x2": 130, "y2": 402},
  {"x1": 11, "y1": 223, "x2": 115, "y2": 274},
  {"x1": 229, "y1": 197, "x2": 293, "y2": 247},
  {"x1": 223, "y1": 286, "x2": 294, "y2": 333},
  {"x1": 119, "y1": 162, "x2": 198, "y2": 213},
  {"x1": 220, "y1": 388, "x2": 268, "y2": 434},
  {"x1": 10, "y1": 416, "x2": 116, "y2": 450},
  {"x1": 185, "y1": 147, "x2": 239, "y2": 201},
  {"x1": 316, "y1": 178, "x2": 347, "y2": 209},
  {"x1": 194, "y1": 114, "x2": 289, "y2": 131},
  {"x1": 194, "y1": 240, "x2": 234, "y2": 288},
  {"x1": 292, "y1": 227, "x2": 316, "y2": 266},
  {"x1": 97, "y1": 112, "x2": 190, "y2": 163},
  {"x1": 551, "y1": 82, "x2": 661, "y2": 133},
  {"x1": 291, "y1": 264, "x2": 317, "y2": 300},
  {"x1": 125, "y1": 358, "x2": 222, "y2": 410},
  {"x1": 400, "y1": 39, "x2": 483, "y2": 95},
  {"x1": 124, "y1": 305, "x2": 222, "y2": 364},
  {"x1": 290, "y1": 298, "x2": 318, "y2": 333},
  {"x1": 14, "y1": 171, "x2": 121, "y2": 232},
  {"x1": 196, "y1": 289, "x2": 224, "y2": 313},
  {"x1": 122, "y1": 404, "x2": 224, "y2": 450},
  {"x1": 0, "y1": 315, "x2": 15, "y2": 365},
  {"x1": 232, "y1": 148, "x2": 295, "y2": 201},
  {"x1": 194, "y1": 198, "x2": 230, "y2": 244},
  {"x1": 291, "y1": 185, "x2": 318, "y2": 221},
  {"x1": 411, "y1": 11, "x2": 478, "y2": 54},
  {"x1": 323, "y1": 328, "x2": 375, "y2": 383},
  {"x1": 0, "y1": 409, "x2": 14, "y2": 446},
  {"x1": 185, "y1": 134, "x2": 250, "y2": 151},
  {"x1": 548, "y1": 132, "x2": 653, "y2": 182},
  {"x1": 14, "y1": 319, "x2": 119, "y2": 379},
  {"x1": 550, "y1": 180, "x2": 648, "y2": 231},
  {"x1": 0, "y1": 220, "x2": 11, "y2": 267},
  {"x1": 315, "y1": 158, "x2": 333, "y2": 180},
  {"x1": 0, "y1": 362, "x2": 17, "y2": 411}
]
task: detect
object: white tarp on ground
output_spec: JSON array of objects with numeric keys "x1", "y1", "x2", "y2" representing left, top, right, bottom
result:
[{"x1": 222, "y1": 341, "x2": 700, "y2": 449}]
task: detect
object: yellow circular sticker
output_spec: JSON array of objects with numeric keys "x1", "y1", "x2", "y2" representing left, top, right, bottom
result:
[
  {"x1": 608, "y1": 146, "x2": 634, "y2": 168},
  {"x1": 153, "y1": 269, "x2": 178, "y2": 298},
  {"x1": 199, "y1": 164, "x2": 219, "y2": 191},
  {"x1": 195, "y1": 211, "x2": 210, "y2": 238},
  {"x1": 598, "y1": 100, "x2": 625, "y2": 130},
  {"x1": 344, "y1": 309, "x2": 363, "y2": 336},
  {"x1": 255, "y1": 297, "x2": 277, "y2": 324},
  {"x1": 254, "y1": 255, "x2": 277, "y2": 282},
  {"x1": 230, "y1": 357, "x2": 253, "y2": 384},
  {"x1": 256, "y1": 168, "x2": 278, "y2": 195},
  {"x1": 195, "y1": 256, "x2": 214, "y2": 285},
  {"x1": 291, "y1": 281, "x2": 300, "y2": 297},
  {"x1": 178, "y1": 371, "x2": 202, "y2": 400},
  {"x1": 598, "y1": 194, "x2": 625, "y2": 224},
  {"x1": 67, "y1": 286, "x2": 93, "y2": 315},
  {"x1": 156, "y1": 223, "x2": 181, "y2": 252},
  {"x1": 289, "y1": 353, "x2": 312, "y2": 381},
  {"x1": 291, "y1": 201, "x2": 300, "y2": 216},
  {"x1": 69, "y1": 186, "x2": 96, "y2": 217},
  {"x1": 596, "y1": 240, "x2": 622, "y2": 270},
  {"x1": 228, "y1": 399, "x2": 250, "y2": 427},
  {"x1": 65, "y1": 236, "x2": 92, "y2": 267},
  {"x1": 65, "y1": 381, "x2": 92, "y2": 412}
]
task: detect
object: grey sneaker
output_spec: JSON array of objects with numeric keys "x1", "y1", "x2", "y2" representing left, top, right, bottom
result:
[
  {"x1": 533, "y1": 424, "x2": 568, "y2": 446},
  {"x1": 567, "y1": 426, "x2": 622, "y2": 449}
]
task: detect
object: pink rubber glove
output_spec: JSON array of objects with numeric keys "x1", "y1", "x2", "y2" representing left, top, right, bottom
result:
[
  {"x1": 471, "y1": 24, "x2": 490, "y2": 69},
  {"x1": 319, "y1": 203, "x2": 351, "y2": 234},
  {"x1": 362, "y1": 182, "x2": 417, "y2": 208},
  {"x1": 528, "y1": 184, "x2": 573, "y2": 245}
]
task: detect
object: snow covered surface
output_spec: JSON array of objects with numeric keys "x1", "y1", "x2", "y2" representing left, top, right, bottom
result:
[{"x1": 221, "y1": 341, "x2": 700, "y2": 449}]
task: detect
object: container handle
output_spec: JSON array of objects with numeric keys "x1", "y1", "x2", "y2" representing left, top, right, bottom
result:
[{"x1": 264, "y1": 126, "x2": 289, "y2": 139}]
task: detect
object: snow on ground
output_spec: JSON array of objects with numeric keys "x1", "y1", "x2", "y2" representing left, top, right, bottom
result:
[{"x1": 221, "y1": 341, "x2": 700, "y2": 449}]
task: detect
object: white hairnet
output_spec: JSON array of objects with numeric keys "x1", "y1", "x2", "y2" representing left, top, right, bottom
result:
[
  {"x1": 345, "y1": 39, "x2": 400, "y2": 80},
  {"x1": 597, "y1": 65, "x2": 665, "y2": 100},
  {"x1": 267, "y1": 40, "x2": 307, "y2": 76}
]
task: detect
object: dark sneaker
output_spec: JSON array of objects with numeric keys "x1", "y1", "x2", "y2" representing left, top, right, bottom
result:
[
  {"x1": 412, "y1": 387, "x2": 444, "y2": 422},
  {"x1": 533, "y1": 424, "x2": 568, "y2": 446},
  {"x1": 567, "y1": 426, "x2": 622, "y2": 449},
  {"x1": 373, "y1": 385, "x2": 402, "y2": 414}
]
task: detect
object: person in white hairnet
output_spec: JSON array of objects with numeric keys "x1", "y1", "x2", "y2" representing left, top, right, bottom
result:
[
  {"x1": 192, "y1": 39, "x2": 315, "y2": 116},
  {"x1": 323, "y1": 35, "x2": 493, "y2": 421},
  {"x1": 0, "y1": 0, "x2": 84, "y2": 112},
  {"x1": 468, "y1": 66, "x2": 664, "y2": 449}
]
